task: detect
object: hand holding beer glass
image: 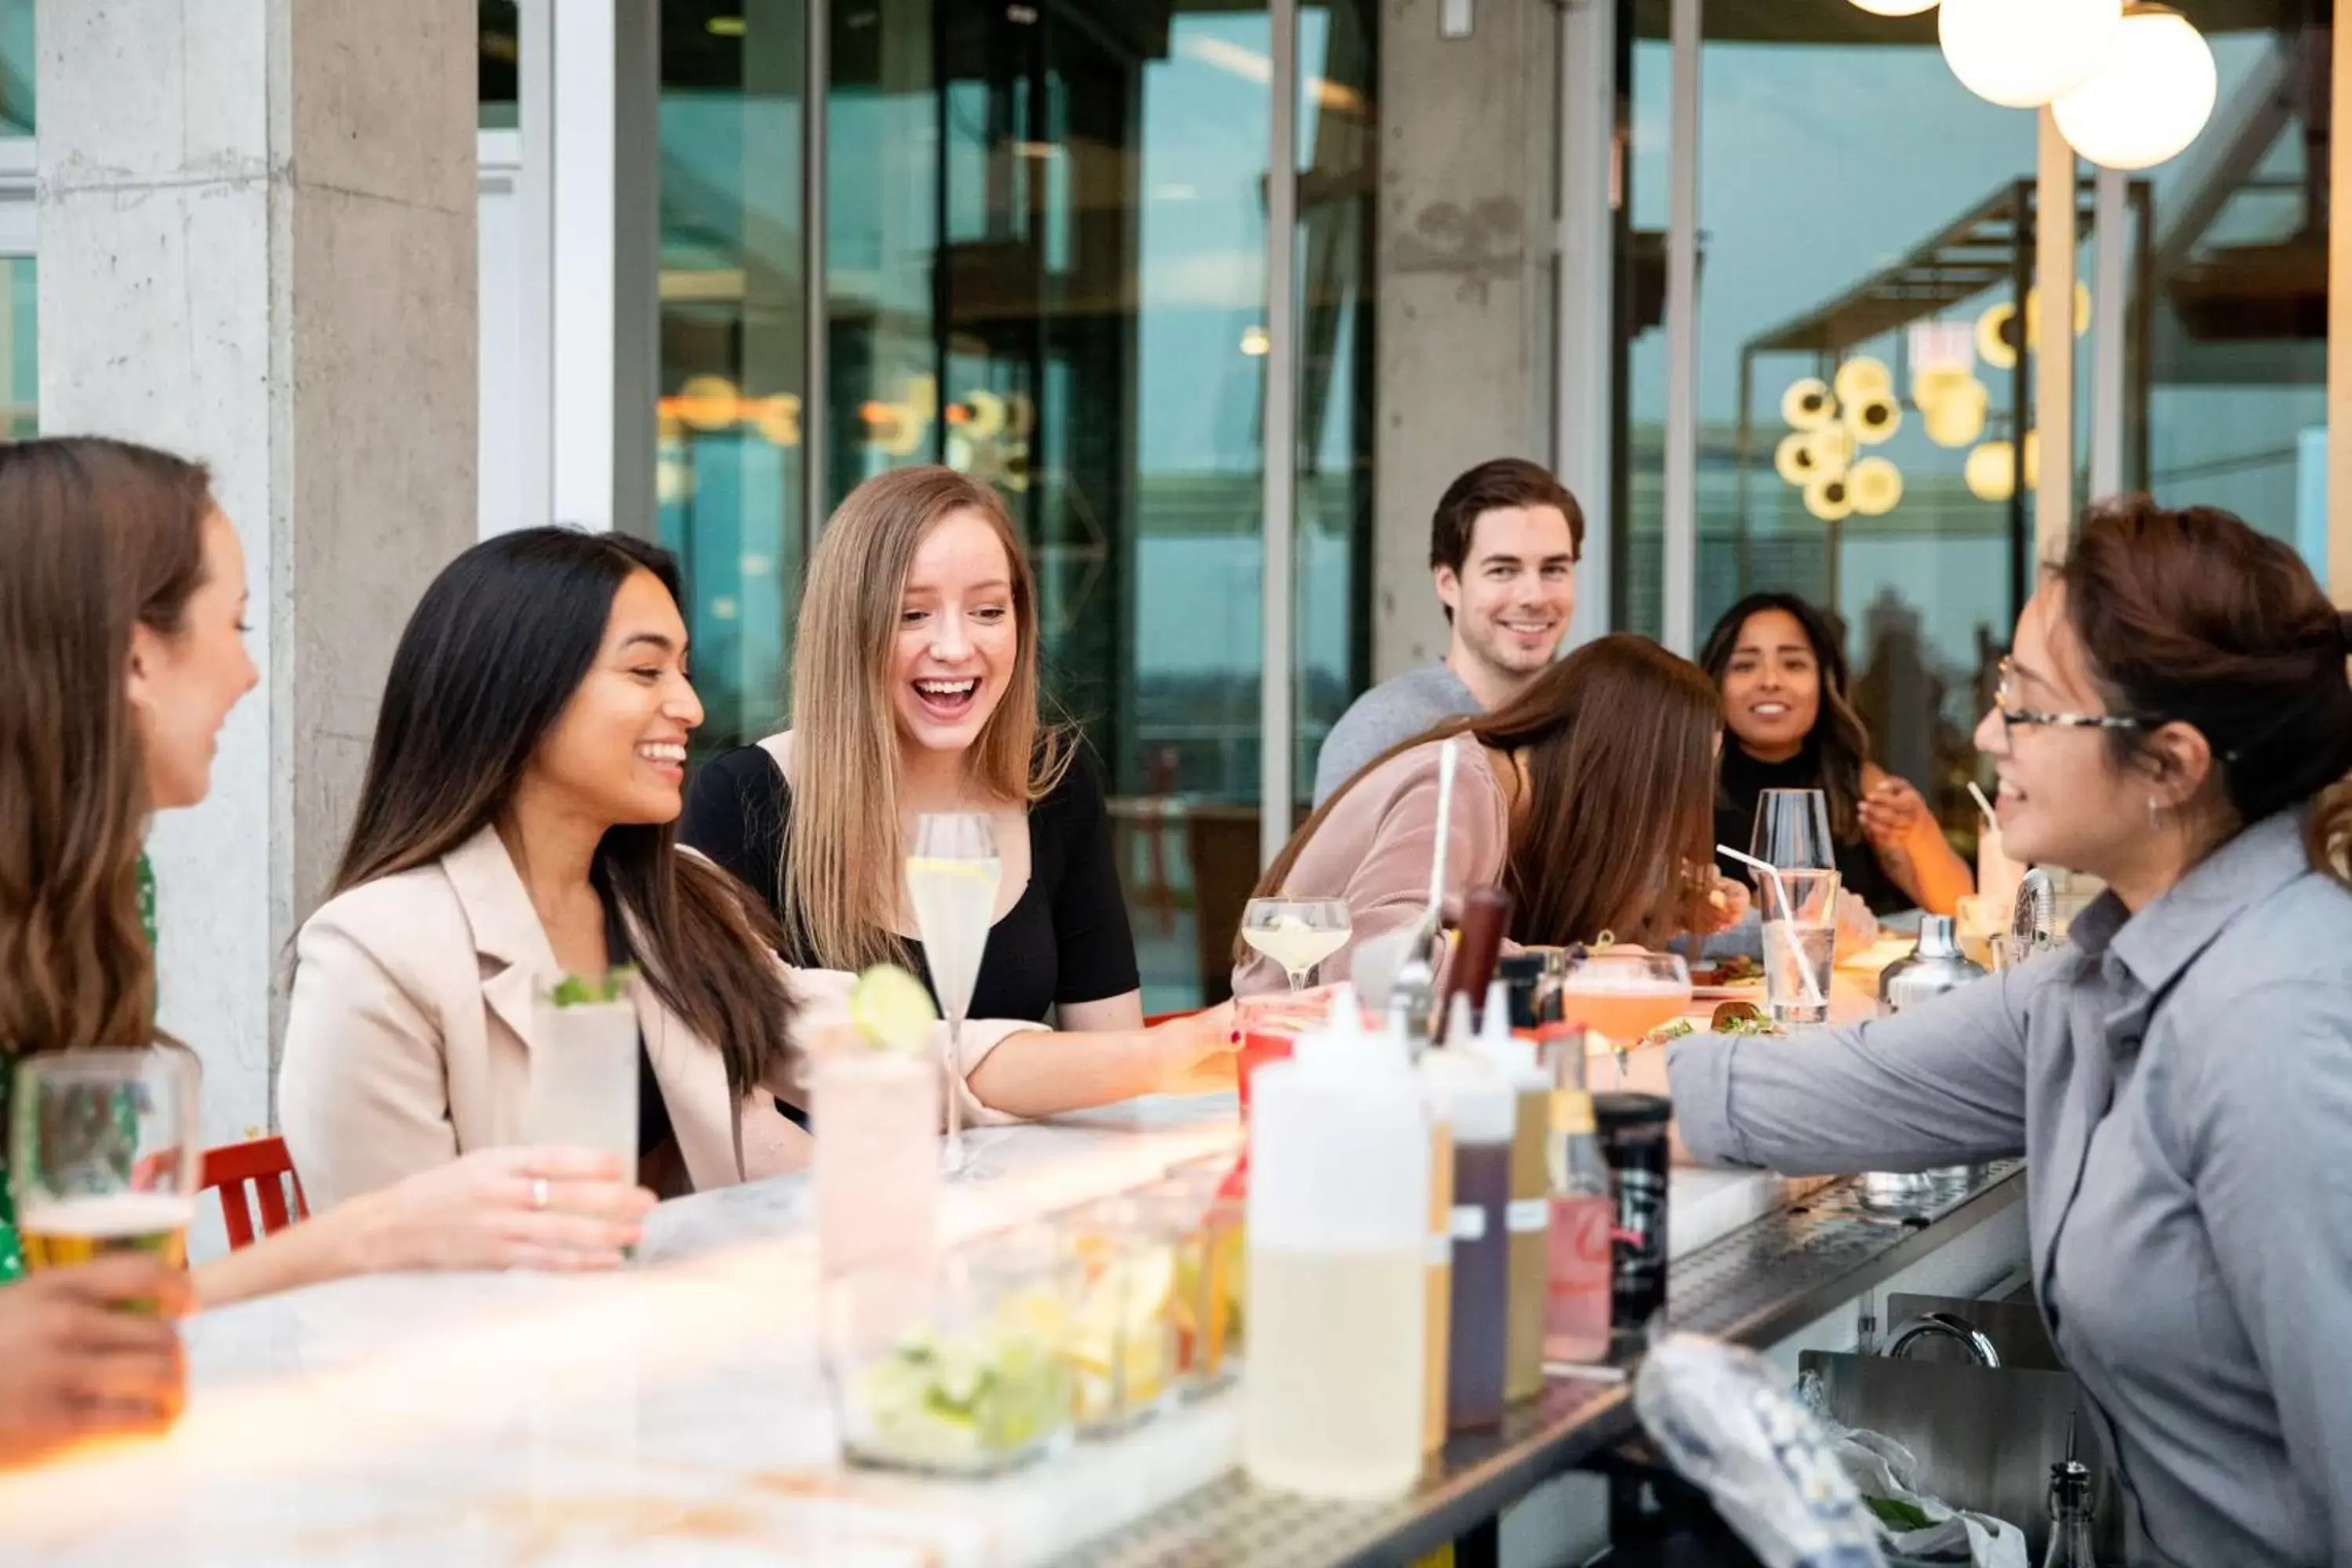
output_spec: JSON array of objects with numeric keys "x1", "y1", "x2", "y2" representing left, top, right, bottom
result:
[{"x1": 0, "y1": 1048, "x2": 198, "y2": 1458}]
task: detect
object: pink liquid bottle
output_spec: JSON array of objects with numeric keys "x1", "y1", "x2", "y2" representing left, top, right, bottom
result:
[{"x1": 1544, "y1": 1053, "x2": 1613, "y2": 1367}]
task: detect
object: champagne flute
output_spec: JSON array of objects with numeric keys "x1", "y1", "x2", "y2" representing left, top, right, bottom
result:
[
  {"x1": 1240, "y1": 897, "x2": 1351, "y2": 993},
  {"x1": 1750, "y1": 787, "x2": 1836, "y2": 873},
  {"x1": 907, "y1": 813, "x2": 1001, "y2": 1176},
  {"x1": 12, "y1": 1047, "x2": 199, "y2": 1279}
]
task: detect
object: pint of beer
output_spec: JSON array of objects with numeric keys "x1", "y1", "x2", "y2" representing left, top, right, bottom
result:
[
  {"x1": 20, "y1": 1192, "x2": 194, "y2": 1272},
  {"x1": 11, "y1": 1048, "x2": 200, "y2": 1279}
]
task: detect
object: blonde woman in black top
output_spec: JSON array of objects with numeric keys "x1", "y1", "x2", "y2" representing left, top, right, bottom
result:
[{"x1": 683, "y1": 466, "x2": 1232, "y2": 1116}]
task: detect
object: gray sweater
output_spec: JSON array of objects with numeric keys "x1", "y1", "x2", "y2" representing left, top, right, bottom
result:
[{"x1": 1310, "y1": 663, "x2": 1481, "y2": 807}]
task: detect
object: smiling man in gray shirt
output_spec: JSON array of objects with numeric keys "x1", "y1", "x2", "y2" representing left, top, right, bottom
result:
[{"x1": 1311, "y1": 459, "x2": 1584, "y2": 805}]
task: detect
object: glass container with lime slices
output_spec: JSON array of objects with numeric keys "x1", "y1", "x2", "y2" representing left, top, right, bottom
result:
[
  {"x1": 826, "y1": 1225, "x2": 1076, "y2": 1476},
  {"x1": 813, "y1": 965, "x2": 942, "y2": 1283},
  {"x1": 1054, "y1": 1194, "x2": 1182, "y2": 1436}
]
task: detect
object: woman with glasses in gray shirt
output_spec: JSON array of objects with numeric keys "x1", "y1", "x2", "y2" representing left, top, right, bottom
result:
[{"x1": 1663, "y1": 497, "x2": 2352, "y2": 1567}]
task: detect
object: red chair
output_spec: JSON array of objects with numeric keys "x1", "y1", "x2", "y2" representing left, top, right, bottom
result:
[{"x1": 200, "y1": 1136, "x2": 308, "y2": 1250}]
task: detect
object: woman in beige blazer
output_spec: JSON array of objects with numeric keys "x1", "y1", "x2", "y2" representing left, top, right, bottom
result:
[
  {"x1": 279, "y1": 529, "x2": 829, "y2": 1212},
  {"x1": 1238, "y1": 635, "x2": 1746, "y2": 997}
]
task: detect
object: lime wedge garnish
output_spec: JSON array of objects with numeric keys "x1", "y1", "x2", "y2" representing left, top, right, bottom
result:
[{"x1": 850, "y1": 964, "x2": 938, "y2": 1055}]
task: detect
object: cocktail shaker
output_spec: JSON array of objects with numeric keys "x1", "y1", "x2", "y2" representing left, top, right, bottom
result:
[
  {"x1": 1879, "y1": 915, "x2": 1987, "y2": 1015},
  {"x1": 1867, "y1": 916, "x2": 1987, "y2": 1210}
]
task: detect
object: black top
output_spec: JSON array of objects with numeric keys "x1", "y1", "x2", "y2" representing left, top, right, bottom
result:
[
  {"x1": 1712, "y1": 740, "x2": 1908, "y2": 916},
  {"x1": 680, "y1": 743, "x2": 1141, "y2": 1022}
]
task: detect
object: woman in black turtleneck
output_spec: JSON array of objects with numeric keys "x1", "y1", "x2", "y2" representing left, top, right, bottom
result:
[{"x1": 1700, "y1": 593, "x2": 1974, "y2": 917}]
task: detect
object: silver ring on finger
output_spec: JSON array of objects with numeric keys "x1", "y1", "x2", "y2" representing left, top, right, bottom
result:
[{"x1": 530, "y1": 1176, "x2": 551, "y2": 1211}]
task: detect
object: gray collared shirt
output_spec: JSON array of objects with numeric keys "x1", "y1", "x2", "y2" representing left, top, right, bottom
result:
[{"x1": 1671, "y1": 811, "x2": 2352, "y2": 1567}]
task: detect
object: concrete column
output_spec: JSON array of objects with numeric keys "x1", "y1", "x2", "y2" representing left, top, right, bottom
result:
[
  {"x1": 1373, "y1": 0, "x2": 1559, "y2": 681},
  {"x1": 37, "y1": 0, "x2": 477, "y2": 1152}
]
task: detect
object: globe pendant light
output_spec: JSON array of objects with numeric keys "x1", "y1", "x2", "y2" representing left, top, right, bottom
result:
[
  {"x1": 2053, "y1": 5, "x2": 2217, "y2": 171},
  {"x1": 1849, "y1": 0, "x2": 1939, "y2": 14},
  {"x1": 1940, "y1": 0, "x2": 2121, "y2": 109}
]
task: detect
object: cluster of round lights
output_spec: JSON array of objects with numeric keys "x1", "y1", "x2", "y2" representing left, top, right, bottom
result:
[
  {"x1": 1773, "y1": 358, "x2": 1905, "y2": 522},
  {"x1": 1775, "y1": 274, "x2": 2093, "y2": 514},
  {"x1": 1848, "y1": 0, "x2": 2216, "y2": 171}
]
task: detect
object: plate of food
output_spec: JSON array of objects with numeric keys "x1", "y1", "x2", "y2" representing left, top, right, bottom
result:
[
  {"x1": 1688, "y1": 953, "x2": 1765, "y2": 1000},
  {"x1": 1652, "y1": 1002, "x2": 1785, "y2": 1041}
]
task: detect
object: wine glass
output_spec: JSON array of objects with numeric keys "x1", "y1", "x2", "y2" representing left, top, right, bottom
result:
[
  {"x1": 1555, "y1": 949, "x2": 1692, "y2": 1085},
  {"x1": 907, "y1": 813, "x2": 1001, "y2": 1176},
  {"x1": 1240, "y1": 897, "x2": 1351, "y2": 993},
  {"x1": 1749, "y1": 788, "x2": 1836, "y2": 873}
]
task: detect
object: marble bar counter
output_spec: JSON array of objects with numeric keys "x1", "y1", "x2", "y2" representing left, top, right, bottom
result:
[{"x1": 0, "y1": 1084, "x2": 1825, "y2": 1568}]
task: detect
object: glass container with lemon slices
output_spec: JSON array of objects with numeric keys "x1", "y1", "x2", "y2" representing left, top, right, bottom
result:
[
  {"x1": 1140, "y1": 1165, "x2": 1247, "y2": 1397},
  {"x1": 1054, "y1": 1194, "x2": 1184, "y2": 1437}
]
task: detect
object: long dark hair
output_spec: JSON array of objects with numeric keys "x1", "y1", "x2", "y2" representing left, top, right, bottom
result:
[
  {"x1": 1255, "y1": 635, "x2": 1723, "y2": 948},
  {"x1": 0, "y1": 437, "x2": 213, "y2": 1059},
  {"x1": 1699, "y1": 591, "x2": 1872, "y2": 842},
  {"x1": 327, "y1": 528, "x2": 793, "y2": 1094},
  {"x1": 2060, "y1": 495, "x2": 2352, "y2": 889}
]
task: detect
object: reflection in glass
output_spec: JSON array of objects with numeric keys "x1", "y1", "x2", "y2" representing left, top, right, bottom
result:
[
  {"x1": 812, "y1": 2, "x2": 1374, "y2": 1011},
  {"x1": 479, "y1": 1, "x2": 519, "y2": 130},
  {"x1": 1621, "y1": 13, "x2": 2038, "y2": 862},
  {"x1": 1618, "y1": 7, "x2": 2328, "y2": 877},
  {"x1": 0, "y1": 257, "x2": 31, "y2": 439},
  {"x1": 657, "y1": 1, "x2": 808, "y2": 753}
]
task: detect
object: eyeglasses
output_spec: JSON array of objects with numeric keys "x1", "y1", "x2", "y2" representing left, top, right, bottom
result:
[{"x1": 1988, "y1": 659, "x2": 2148, "y2": 750}]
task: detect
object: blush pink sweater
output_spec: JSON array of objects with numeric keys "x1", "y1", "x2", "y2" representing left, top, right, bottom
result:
[{"x1": 1232, "y1": 739, "x2": 1514, "y2": 999}]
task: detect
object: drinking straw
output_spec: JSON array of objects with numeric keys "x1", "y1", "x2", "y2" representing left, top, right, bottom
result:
[
  {"x1": 1715, "y1": 844, "x2": 1825, "y2": 1009},
  {"x1": 1426, "y1": 737, "x2": 1460, "y2": 918},
  {"x1": 1966, "y1": 781, "x2": 1998, "y2": 835}
]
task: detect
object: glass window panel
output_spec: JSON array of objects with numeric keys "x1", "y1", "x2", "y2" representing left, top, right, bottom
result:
[
  {"x1": 1293, "y1": 2, "x2": 1375, "y2": 798},
  {"x1": 657, "y1": 0, "x2": 808, "y2": 753},
  {"x1": 1622, "y1": 2, "x2": 2332, "y2": 873},
  {"x1": 481, "y1": 0, "x2": 519, "y2": 130},
  {"x1": 2, "y1": 256, "x2": 31, "y2": 437},
  {"x1": 1622, "y1": 2, "x2": 2040, "y2": 861},
  {"x1": 2143, "y1": 27, "x2": 2328, "y2": 568}
]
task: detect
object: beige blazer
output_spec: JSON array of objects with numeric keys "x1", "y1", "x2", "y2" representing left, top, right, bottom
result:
[
  {"x1": 278, "y1": 826, "x2": 818, "y2": 1212},
  {"x1": 280, "y1": 827, "x2": 1047, "y2": 1212}
]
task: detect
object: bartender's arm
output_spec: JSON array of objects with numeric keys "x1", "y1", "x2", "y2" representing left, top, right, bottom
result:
[
  {"x1": 1661, "y1": 964, "x2": 2034, "y2": 1172},
  {"x1": 2177, "y1": 981, "x2": 2352, "y2": 1560}
]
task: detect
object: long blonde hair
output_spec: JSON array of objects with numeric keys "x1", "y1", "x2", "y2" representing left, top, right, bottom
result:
[{"x1": 784, "y1": 466, "x2": 1068, "y2": 971}]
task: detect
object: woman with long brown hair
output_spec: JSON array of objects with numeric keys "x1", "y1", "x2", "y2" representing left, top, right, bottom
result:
[
  {"x1": 1661, "y1": 498, "x2": 2352, "y2": 1563},
  {"x1": 1235, "y1": 634, "x2": 1746, "y2": 996},
  {"x1": 684, "y1": 466, "x2": 1236, "y2": 1118},
  {"x1": 1700, "y1": 592, "x2": 1973, "y2": 917},
  {"x1": 0, "y1": 440, "x2": 651, "y2": 1466}
]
